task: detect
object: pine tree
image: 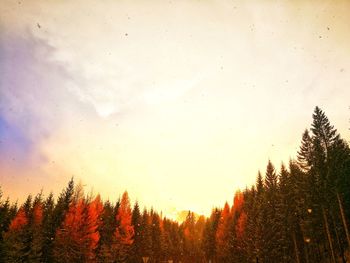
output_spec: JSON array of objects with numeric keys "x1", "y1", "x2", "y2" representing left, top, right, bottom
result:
[
  {"x1": 129, "y1": 201, "x2": 142, "y2": 262},
  {"x1": 240, "y1": 186, "x2": 256, "y2": 262},
  {"x1": 263, "y1": 161, "x2": 281, "y2": 261},
  {"x1": 44, "y1": 178, "x2": 74, "y2": 262},
  {"x1": 169, "y1": 220, "x2": 182, "y2": 262},
  {"x1": 97, "y1": 200, "x2": 116, "y2": 263},
  {"x1": 202, "y1": 208, "x2": 220, "y2": 262},
  {"x1": 161, "y1": 217, "x2": 180, "y2": 262},
  {"x1": 289, "y1": 160, "x2": 312, "y2": 263},
  {"x1": 160, "y1": 217, "x2": 170, "y2": 261},
  {"x1": 150, "y1": 210, "x2": 162, "y2": 262},
  {"x1": 0, "y1": 190, "x2": 16, "y2": 262},
  {"x1": 297, "y1": 129, "x2": 313, "y2": 171},
  {"x1": 311, "y1": 106, "x2": 338, "y2": 157},
  {"x1": 310, "y1": 107, "x2": 344, "y2": 261},
  {"x1": 251, "y1": 170, "x2": 266, "y2": 262},
  {"x1": 276, "y1": 164, "x2": 294, "y2": 262},
  {"x1": 265, "y1": 160, "x2": 278, "y2": 191},
  {"x1": 256, "y1": 171, "x2": 264, "y2": 195},
  {"x1": 330, "y1": 138, "x2": 350, "y2": 250},
  {"x1": 182, "y1": 211, "x2": 200, "y2": 262},
  {"x1": 41, "y1": 192, "x2": 55, "y2": 263},
  {"x1": 140, "y1": 209, "x2": 152, "y2": 260},
  {"x1": 194, "y1": 215, "x2": 206, "y2": 261}
]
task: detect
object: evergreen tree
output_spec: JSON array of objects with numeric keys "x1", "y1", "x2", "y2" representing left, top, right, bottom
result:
[
  {"x1": 44, "y1": 178, "x2": 74, "y2": 262},
  {"x1": 254, "y1": 171, "x2": 266, "y2": 262},
  {"x1": 150, "y1": 210, "x2": 162, "y2": 262},
  {"x1": 161, "y1": 218, "x2": 178, "y2": 262},
  {"x1": 140, "y1": 209, "x2": 152, "y2": 260},
  {"x1": 129, "y1": 201, "x2": 142, "y2": 262},
  {"x1": 311, "y1": 106, "x2": 338, "y2": 157},
  {"x1": 169, "y1": 220, "x2": 182, "y2": 262},
  {"x1": 41, "y1": 192, "x2": 54, "y2": 263},
  {"x1": 240, "y1": 186, "x2": 257, "y2": 262},
  {"x1": 297, "y1": 129, "x2": 313, "y2": 171},
  {"x1": 263, "y1": 161, "x2": 280, "y2": 261},
  {"x1": 182, "y1": 211, "x2": 199, "y2": 262},
  {"x1": 310, "y1": 107, "x2": 337, "y2": 261},
  {"x1": 97, "y1": 200, "x2": 116, "y2": 263},
  {"x1": 202, "y1": 208, "x2": 220, "y2": 262},
  {"x1": 276, "y1": 164, "x2": 294, "y2": 262},
  {"x1": 0, "y1": 190, "x2": 16, "y2": 262}
]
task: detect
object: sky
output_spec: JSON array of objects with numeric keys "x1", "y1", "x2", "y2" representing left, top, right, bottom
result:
[{"x1": 1, "y1": 0, "x2": 350, "y2": 218}]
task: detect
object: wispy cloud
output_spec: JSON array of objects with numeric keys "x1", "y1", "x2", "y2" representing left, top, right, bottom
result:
[{"x1": 0, "y1": 29, "x2": 92, "y2": 185}]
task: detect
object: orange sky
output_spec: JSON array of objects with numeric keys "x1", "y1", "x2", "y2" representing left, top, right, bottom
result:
[{"x1": 1, "y1": 0, "x2": 350, "y2": 218}]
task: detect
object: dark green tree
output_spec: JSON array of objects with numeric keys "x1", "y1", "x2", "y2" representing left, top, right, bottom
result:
[
  {"x1": 43, "y1": 178, "x2": 74, "y2": 262},
  {"x1": 129, "y1": 201, "x2": 142, "y2": 262}
]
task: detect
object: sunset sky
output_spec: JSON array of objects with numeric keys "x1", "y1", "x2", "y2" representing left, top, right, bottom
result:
[{"x1": 1, "y1": 0, "x2": 350, "y2": 218}]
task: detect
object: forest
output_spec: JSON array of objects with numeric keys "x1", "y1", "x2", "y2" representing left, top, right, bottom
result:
[{"x1": 0, "y1": 106, "x2": 349, "y2": 263}]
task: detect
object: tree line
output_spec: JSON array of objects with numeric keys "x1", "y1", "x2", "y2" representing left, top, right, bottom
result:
[{"x1": 0, "y1": 106, "x2": 349, "y2": 262}]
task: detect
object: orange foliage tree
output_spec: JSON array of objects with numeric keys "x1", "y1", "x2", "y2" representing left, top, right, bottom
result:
[
  {"x1": 112, "y1": 191, "x2": 134, "y2": 262},
  {"x1": 215, "y1": 202, "x2": 233, "y2": 261},
  {"x1": 53, "y1": 195, "x2": 103, "y2": 263},
  {"x1": 4, "y1": 207, "x2": 29, "y2": 262},
  {"x1": 5, "y1": 196, "x2": 45, "y2": 262},
  {"x1": 32, "y1": 203, "x2": 43, "y2": 225},
  {"x1": 9, "y1": 208, "x2": 28, "y2": 231},
  {"x1": 236, "y1": 211, "x2": 247, "y2": 239},
  {"x1": 85, "y1": 195, "x2": 104, "y2": 256},
  {"x1": 232, "y1": 190, "x2": 244, "y2": 214}
]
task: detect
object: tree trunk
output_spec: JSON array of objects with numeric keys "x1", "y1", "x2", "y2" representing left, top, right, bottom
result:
[
  {"x1": 337, "y1": 192, "x2": 350, "y2": 248},
  {"x1": 330, "y1": 210, "x2": 346, "y2": 263},
  {"x1": 292, "y1": 232, "x2": 300, "y2": 263},
  {"x1": 300, "y1": 226, "x2": 309, "y2": 263},
  {"x1": 322, "y1": 207, "x2": 336, "y2": 263}
]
